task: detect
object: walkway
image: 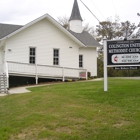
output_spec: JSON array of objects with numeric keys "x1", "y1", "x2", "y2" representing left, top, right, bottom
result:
[{"x1": 0, "y1": 78, "x2": 103, "y2": 96}]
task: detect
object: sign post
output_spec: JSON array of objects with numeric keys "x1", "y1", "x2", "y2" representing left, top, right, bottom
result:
[
  {"x1": 103, "y1": 39, "x2": 140, "y2": 91},
  {"x1": 103, "y1": 38, "x2": 107, "y2": 91}
]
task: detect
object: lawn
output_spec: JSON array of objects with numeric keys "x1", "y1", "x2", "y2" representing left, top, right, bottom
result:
[{"x1": 0, "y1": 78, "x2": 140, "y2": 140}]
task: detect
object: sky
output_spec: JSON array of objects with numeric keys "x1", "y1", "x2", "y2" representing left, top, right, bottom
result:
[{"x1": 0, "y1": 0, "x2": 140, "y2": 27}]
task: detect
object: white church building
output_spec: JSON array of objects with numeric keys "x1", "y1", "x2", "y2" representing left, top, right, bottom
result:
[{"x1": 0, "y1": 0, "x2": 101, "y2": 92}]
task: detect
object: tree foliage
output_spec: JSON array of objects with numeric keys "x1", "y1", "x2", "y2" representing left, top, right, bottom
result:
[
  {"x1": 96, "y1": 16, "x2": 140, "y2": 77},
  {"x1": 96, "y1": 17, "x2": 137, "y2": 43},
  {"x1": 57, "y1": 16, "x2": 69, "y2": 29},
  {"x1": 83, "y1": 23, "x2": 95, "y2": 36}
]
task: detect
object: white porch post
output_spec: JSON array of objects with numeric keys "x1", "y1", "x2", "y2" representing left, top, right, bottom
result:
[
  {"x1": 35, "y1": 75, "x2": 38, "y2": 85},
  {"x1": 103, "y1": 38, "x2": 108, "y2": 91},
  {"x1": 86, "y1": 70, "x2": 88, "y2": 80},
  {"x1": 5, "y1": 62, "x2": 9, "y2": 88},
  {"x1": 62, "y1": 67, "x2": 65, "y2": 82},
  {"x1": 35, "y1": 64, "x2": 38, "y2": 84}
]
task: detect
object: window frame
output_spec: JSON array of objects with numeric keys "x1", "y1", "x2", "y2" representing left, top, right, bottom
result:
[
  {"x1": 29, "y1": 47, "x2": 36, "y2": 64},
  {"x1": 53, "y1": 49, "x2": 59, "y2": 66},
  {"x1": 79, "y1": 54, "x2": 83, "y2": 68}
]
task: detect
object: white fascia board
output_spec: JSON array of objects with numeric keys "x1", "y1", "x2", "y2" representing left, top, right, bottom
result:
[{"x1": 0, "y1": 14, "x2": 86, "y2": 47}]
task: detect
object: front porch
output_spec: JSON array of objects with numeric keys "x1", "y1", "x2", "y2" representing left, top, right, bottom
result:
[{"x1": 0, "y1": 61, "x2": 87, "y2": 91}]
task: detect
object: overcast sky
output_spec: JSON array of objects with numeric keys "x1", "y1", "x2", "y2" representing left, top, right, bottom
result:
[{"x1": 0, "y1": 0, "x2": 140, "y2": 27}]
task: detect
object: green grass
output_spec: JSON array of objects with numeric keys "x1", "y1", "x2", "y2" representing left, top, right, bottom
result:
[{"x1": 0, "y1": 78, "x2": 140, "y2": 140}]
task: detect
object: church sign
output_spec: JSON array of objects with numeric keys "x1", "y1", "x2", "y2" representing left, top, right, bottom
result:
[
  {"x1": 107, "y1": 39, "x2": 140, "y2": 66},
  {"x1": 103, "y1": 39, "x2": 140, "y2": 91}
]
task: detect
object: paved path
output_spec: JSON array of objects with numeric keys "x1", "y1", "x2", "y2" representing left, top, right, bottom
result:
[
  {"x1": 1, "y1": 77, "x2": 140, "y2": 96},
  {"x1": 0, "y1": 84, "x2": 51, "y2": 96},
  {"x1": 0, "y1": 78, "x2": 102, "y2": 96}
]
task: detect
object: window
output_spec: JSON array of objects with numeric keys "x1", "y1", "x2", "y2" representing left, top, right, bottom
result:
[
  {"x1": 53, "y1": 49, "x2": 59, "y2": 65},
  {"x1": 79, "y1": 55, "x2": 83, "y2": 68},
  {"x1": 29, "y1": 47, "x2": 36, "y2": 64}
]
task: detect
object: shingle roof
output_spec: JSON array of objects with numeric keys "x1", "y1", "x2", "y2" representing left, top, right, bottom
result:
[
  {"x1": 0, "y1": 15, "x2": 100, "y2": 47},
  {"x1": 69, "y1": 30, "x2": 101, "y2": 47},
  {"x1": 0, "y1": 23, "x2": 23, "y2": 39},
  {"x1": 0, "y1": 23, "x2": 100, "y2": 47},
  {"x1": 69, "y1": 0, "x2": 83, "y2": 21}
]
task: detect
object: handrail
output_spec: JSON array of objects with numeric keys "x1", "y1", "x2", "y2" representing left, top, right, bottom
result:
[
  {"x1": 7, "y1": 61, "x2": 87, "y2": 81},
  {"x1": 7, "y1": 61, "x2": 86, "y2": 71}
]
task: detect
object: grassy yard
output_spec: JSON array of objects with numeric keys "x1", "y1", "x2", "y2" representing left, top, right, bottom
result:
[{"x1": 0, "y1": 78, "x2": 140, "y2": 140}]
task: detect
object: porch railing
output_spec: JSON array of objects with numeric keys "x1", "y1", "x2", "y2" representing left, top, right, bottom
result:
[{"x1": 7, "y1": 61, "x2": 87, "y2": 82}]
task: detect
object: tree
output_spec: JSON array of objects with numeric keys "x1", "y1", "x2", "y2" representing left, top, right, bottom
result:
[
  {"x1": 83, "y1": 23, "x2": 95, "y2": 36},
  {"x1": 57, "y1": 16, "x2": 69, "y2": 29},
  {"x1": 121, "y1": 21, "x2": 137, "y2": 39},
  {"x1": 96, "y1": 16, "x2": 121, "y2": 42},
  {"x1": 96, "y1": 16, "x2": 140, "y2": 77},
  {"x1": 135, "y1": 28, "x2": 140, "y2": 38},
  {"x1": 96, "y1": 16, "x2": 137, "y2": 43},
  {"x1": 97, "y1": 54, "x2": 103, "y2": 77}
]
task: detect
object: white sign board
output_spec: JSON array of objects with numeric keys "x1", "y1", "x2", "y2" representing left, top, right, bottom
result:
[{"x1": 111, "y1": 54, "x2": 140, "y2": 64}]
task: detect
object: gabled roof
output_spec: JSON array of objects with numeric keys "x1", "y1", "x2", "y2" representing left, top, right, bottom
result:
[
  {"x1": 0, "y1": 14, "x2": 100, "y2": 47},
  {"x1": 0, "y1": 23, "x2": 22, "y2": 39},
  {"x1": 0, "y1": 14, "x2": 85, "y2": 47},
  {"x1": 69, "y1": 0, "x2": 83, "y2": 21},
  {"x1": 69, "y1": 30, "x2": 101, "y2": 47}
]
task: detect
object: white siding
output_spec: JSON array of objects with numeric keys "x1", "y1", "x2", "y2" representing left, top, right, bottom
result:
[
  {"x1": 0, "y1": 48, "x2": 3, "y2": 73},
  {"x1": 79, "y1": 47, "x2": 97, "y2": 76},
  {"x1": 0, "y1": 48, "x2": 2, "y2": 64},
  {"x1": 6, "y1": 19, "x2": 80, "y2": 68}
]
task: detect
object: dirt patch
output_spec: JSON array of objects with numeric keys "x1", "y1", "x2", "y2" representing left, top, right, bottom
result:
[{"x1": 113, "y1": 120, "x2": 131, "y2": 128}]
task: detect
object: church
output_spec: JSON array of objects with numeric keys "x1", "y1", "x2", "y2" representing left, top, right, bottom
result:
[{"x1": 0, "y1": 0, "x2": 101, "y2": 92}]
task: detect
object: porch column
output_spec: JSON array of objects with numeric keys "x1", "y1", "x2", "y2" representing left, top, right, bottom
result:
[
  {"x1": 35, "y1": 75, "x2": 38, "y2": 85},
  {"x1": 86, "y1": 70, "x2": 88, "y2": 80},
  {"x1": 35, "y1": 64, "x2": 38, "y2": 84},
  {"x1": 62, "y1": 67, "x2": 65, "y2": 82}
]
